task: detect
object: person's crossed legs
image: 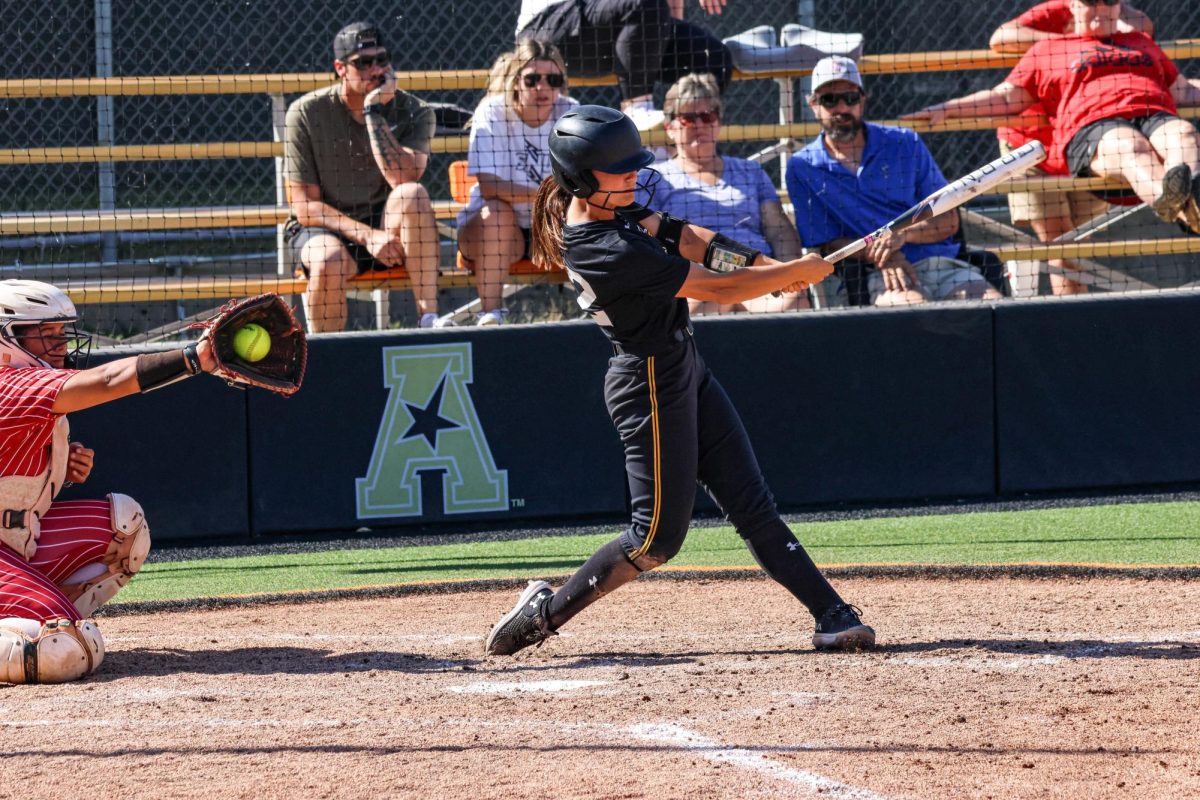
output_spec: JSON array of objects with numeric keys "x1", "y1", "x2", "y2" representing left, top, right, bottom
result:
[{"x1": 1087, "y1": 116, "x2": 1200, "y2": 233}]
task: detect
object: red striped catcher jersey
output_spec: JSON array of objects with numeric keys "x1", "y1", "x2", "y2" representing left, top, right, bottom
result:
[{"x1": 0, "y1": 366, "x2": 75, "y2": 477}]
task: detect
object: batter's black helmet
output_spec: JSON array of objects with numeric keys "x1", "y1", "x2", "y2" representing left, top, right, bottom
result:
[{"x1": 549, "y1": 105, "x2": 655, "y2": 198}]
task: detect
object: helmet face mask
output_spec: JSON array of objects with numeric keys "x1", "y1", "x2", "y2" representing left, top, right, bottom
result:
[
  {"x1": 0, "y1": 280, "x2": 91, "y2": 369},
  {"x1": 3, "y1": 322, "x2": 92, "y2": 370}
]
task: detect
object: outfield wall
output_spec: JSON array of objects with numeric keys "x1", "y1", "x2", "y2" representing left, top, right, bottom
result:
[{"x1": 65, "y1": 292, "x2": 1200, "y2": 541}]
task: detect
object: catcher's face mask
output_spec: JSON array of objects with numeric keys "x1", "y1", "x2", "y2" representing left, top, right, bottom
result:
[{"x1": 10, "y1": 322, "x2": 92, "y2": 369}]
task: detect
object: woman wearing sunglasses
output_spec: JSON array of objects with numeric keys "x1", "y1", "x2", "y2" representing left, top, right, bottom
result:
[
  {"x1": 638, "y1": 73, "x2": 808, "y2": 315},
  {"x1": 907, "y1": 0, "x2": 1200, "y2": 237},
  {"x1": 456, "y1": 40, "x2": 578, "y2": 324}
]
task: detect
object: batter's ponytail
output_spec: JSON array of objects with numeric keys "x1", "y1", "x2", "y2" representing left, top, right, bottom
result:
[{"x1": 530, "y1": 175, "x2": 572, "y2": 271}]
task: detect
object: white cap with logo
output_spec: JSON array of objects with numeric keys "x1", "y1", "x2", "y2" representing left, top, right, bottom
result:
[{"x1": 810, "y1": 55, "x2": 864, "y2": 93}]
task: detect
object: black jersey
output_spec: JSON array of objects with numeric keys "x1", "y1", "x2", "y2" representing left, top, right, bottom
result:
[{"x1": 562, "y1": 217, "x2": 691, "y2": 354}]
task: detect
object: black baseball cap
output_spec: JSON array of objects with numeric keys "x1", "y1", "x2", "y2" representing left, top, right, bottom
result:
[{"x1": 333, "y1": 22, "x2": 384, "y2": 61}]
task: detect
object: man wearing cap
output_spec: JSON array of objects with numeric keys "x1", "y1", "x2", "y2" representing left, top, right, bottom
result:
[
  {"x1": 786, "y1": 56, "x2": 1002, "y2": 306},
  {"x1": 284, "y1": 22, "x2": 443, "y2": 331}
]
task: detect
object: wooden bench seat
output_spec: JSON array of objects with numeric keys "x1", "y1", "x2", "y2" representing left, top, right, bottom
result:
[
  {"x1": 2, "y1": 39, "x2": 1195, "y2": 99},
  {"x1": 1, "y1": 202, "x2": 461, "y2": 236},
  {"x1": 59, "y1": 266, "x2": 567, "y2": 306}
]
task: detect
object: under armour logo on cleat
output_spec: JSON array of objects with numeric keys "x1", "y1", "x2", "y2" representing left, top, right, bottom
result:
[{"x1": 787, "y1": 542, "x2": 799, "y2": 551}]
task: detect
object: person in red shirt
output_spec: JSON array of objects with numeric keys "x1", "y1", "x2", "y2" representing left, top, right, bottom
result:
[
  {"x1": 906, "y1": 0, "x2": 1200, "y2": 242},
  {"x1": 987, "y1": 0, "x2": 1153, "y2": 295},
  {"x1": 0, "y1": 280, "x2": 221, "y2": 684}
]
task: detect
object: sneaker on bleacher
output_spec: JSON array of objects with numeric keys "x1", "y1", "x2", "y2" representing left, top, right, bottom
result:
[
  {"x1": 1185, "y1": 173, "x2": 1200, "y2": 235},
  {"x1": 1151, "y1": 164, "x2": 1192, "y2": 225},
  {"x1": 419, "y1": 312, "x2": 457, "y2": 329},
  {"x1": 476, "y1": 308, "x2": 509, "y2": 326}
]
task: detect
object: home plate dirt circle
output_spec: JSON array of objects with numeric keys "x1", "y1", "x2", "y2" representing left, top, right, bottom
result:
[{"x1": 4, "y1": 576, "x2": 1198, "y2": 799}]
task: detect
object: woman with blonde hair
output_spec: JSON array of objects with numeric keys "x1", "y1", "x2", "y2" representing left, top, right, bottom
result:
[
  {"x1": 643, "y1": 73, "x2": 808, "y2": 314},
  {"x1": 456, "y1": 39, "x2": 578, "y2": 324}
]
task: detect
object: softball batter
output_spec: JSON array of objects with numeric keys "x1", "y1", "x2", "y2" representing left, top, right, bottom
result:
[
  {"x1": 0, "y1": 280, "x2": 220, "y2": 683},
  {"x1": 485, "y1": 106, "x2": 875, "y2": 656}
]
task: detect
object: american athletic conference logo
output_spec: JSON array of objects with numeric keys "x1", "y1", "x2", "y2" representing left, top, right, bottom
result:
[{"x1": 356, "y1": 342, "x2": 509, "y2": 518}]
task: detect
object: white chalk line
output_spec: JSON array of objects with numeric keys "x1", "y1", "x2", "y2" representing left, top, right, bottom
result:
[
  {"x1": 446, "y1": 679, "x2": 606, "y2": 694},
  {"x1": 102, "y1": 632, "x2": 484, "y2": 645},
  {"x1": 627, "y1": 723, "x2": 888, "y2": 800},
  {"x1": 0, "y1": 717, "x2": 369, "y2": 729},
  {"x1": 0, "y1": 710, "x2": 870, "y2": 798},
  {"x1": 885, "y1": 654, "x2": 1066, "y2": 670},
  {"x1": 445, "y1": 718, "x2": 887, "y2": 799}
]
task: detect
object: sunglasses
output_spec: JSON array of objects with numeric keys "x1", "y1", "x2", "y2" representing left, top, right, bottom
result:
[
  {"x1": 815, "y1": 90, "x2": 863, "y2": 109},
  {"x1": 521, "y1": 72, "x2": 565, "y2": 88},
  {"x1": 1080, "y1": 0, "x2": 1120, "y2": 5},
  {"x1": 672, "y1": 110, "x2": 720, "y2": 126},
  {"x1": 346, "y1": 52, "x2": 391, "y2": 70}
]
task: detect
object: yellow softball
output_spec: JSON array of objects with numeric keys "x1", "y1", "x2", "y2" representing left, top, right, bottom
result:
[{"x1": 232, "y1": 323, "x2": 270, "y2": 363}]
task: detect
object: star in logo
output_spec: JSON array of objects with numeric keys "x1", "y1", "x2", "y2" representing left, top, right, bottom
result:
[{"x1": 400, "y1": 376, "x2": 459, "y2": 448}]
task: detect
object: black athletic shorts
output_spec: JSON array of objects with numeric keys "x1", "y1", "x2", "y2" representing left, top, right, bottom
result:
[
  {"x1": 284, "y1": 203, "x2": 392, "y2": 277},
  {"x1": 1065, "y1": 112, "x2": 1178, "y2": 177}
]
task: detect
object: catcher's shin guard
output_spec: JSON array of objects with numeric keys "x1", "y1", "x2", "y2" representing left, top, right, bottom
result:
[
  {"x1": 59, "y1": 493, "x2": 151, "y2": 617},
  {"x1": 0, "y1": 618, "x2": 105, "y2": 684}
]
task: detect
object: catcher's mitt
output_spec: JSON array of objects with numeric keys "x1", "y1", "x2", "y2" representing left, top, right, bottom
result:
[{"x1": 195, "y1": 293, "x2": 307, "y2": 396}]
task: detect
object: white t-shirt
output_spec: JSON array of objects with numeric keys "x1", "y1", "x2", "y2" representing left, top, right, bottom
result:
[
  {"x1": 460, "y1": 93, "x2": 579, "y2": 229},
  {"x1": 516, "y1": 0, "x2": 570, "y2": 35}
]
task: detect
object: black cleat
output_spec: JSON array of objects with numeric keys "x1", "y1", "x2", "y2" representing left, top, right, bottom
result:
[
  {"x1": 485, "y1": 580, "x2": 557, "y2": 656},
  {"x1": 813, "y1": 603, "x2": 876, "y2": 651},
  {"x1": 1151, "y1": 164, "x2": 1192, "y2": 224}
]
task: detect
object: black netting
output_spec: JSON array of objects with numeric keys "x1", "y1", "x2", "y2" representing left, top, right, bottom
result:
[{"x1": 1, "y1": 1, "x2": 1197, "y2": 337}]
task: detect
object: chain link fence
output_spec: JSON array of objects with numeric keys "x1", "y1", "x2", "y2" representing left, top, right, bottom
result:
[{"x1": 1, "y1": 1, "x2": 1197, "y2": 338}]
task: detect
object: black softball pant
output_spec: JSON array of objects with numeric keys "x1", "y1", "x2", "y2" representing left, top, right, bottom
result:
[
  {"x1": 607, "y1": 335, "x2": 782, "y2": 565},
  {"x1": 545, "y1": 334, "x2": 841, "y2": 628},
  {"x1": 519, "y1": 0, "x2": 733, "y2": 99}
]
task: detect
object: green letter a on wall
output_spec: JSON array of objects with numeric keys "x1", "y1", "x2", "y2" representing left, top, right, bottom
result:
[{"x1": 356, "y1": 343, "x2": 508, "y2": 518}]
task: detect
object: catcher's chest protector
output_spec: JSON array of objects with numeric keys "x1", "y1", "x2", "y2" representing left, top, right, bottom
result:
[{"x1": 0, "y1": 415, "x2": 69, "y2": 560}]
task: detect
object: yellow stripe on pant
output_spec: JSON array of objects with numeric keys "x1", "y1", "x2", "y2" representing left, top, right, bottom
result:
[{"x1": 631, "y1": 356, "x2": 661, "y2": 562}]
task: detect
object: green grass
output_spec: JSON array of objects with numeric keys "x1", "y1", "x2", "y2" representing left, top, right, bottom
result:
[{"x1": 115, "y1": 501, "x2": 1200, "y2": 605}]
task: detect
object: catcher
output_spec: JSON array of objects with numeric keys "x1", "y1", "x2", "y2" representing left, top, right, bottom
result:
[{"x1": 0, "y1": 282, "x2": 304, "y2": 684}]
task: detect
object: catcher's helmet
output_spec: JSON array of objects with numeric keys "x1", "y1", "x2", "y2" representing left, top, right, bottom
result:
[
  {"x1": 0, "y1": 280, "x2": 90, "y2": 369},
  {"x1": 549, "y1": 105, "x2": 655, "y2": 198}
]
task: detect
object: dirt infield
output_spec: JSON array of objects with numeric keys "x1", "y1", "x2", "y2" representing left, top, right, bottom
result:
[{"x1": 4, "y1": 576, "x2": 1198, "y2": 799}]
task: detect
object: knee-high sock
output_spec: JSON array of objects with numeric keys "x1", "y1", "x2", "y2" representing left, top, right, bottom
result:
[
  {"x1": 547, "y1": 537, "x2": 641, "y2": 629},
  {"x1": 743, "y1": 518, "x2": 841, "y2": 618}
]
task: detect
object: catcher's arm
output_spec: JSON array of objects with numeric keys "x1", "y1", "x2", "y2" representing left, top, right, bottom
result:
[{"x1": 53, "y1": 339, "x2": 216, "y2": 415}]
